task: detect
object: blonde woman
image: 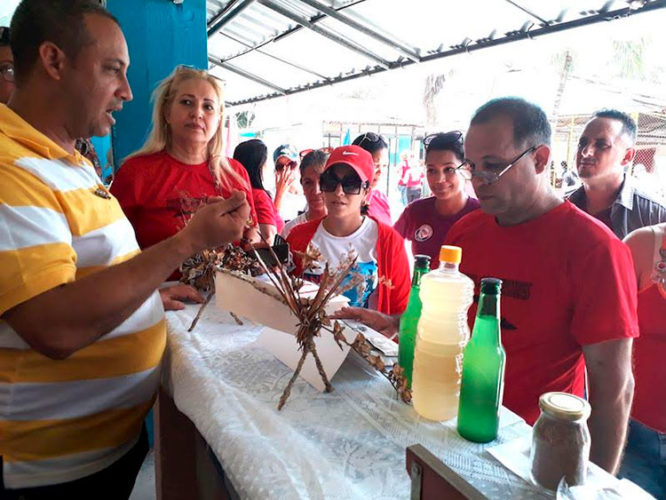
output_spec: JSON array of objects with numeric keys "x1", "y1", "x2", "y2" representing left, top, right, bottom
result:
[{"x1": 111, "y1": 66, "x2": 257, "y2": 252}]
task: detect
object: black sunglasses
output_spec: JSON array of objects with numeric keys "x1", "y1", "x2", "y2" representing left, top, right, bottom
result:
[
  {"x1": 319, "y1": 170, "x2": 368, "y2": 195},
  {"x1": 423, "y1": 131, "x2": 464, "y2": 149}
]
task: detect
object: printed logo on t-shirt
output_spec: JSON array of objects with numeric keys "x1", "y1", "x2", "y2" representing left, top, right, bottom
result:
[
  {"x1": 414, "y1": 224, "x2": 433, "y2": 242},
  {"x1": 303, "y1": 260, "x2": 378, "y2": 308}
]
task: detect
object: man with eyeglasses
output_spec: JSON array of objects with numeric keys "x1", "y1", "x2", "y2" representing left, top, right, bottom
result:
[
  {"x1": 0, "y1": 27, "x2": 15, "y2": 103},
  {"x1": 569, "y1": 109, "x2": 666, "y2": 239},
  {"x1": 337, "y1": 97, "x2": 638, "y2": 476}
]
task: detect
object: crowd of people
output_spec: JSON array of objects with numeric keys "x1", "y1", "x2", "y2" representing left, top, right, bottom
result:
[{"x1": 0, "y1": 0, "x2": 664, "y2": 498}]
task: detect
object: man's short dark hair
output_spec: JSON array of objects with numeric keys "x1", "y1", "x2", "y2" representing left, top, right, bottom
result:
[
  {"x1": 593, "y1": 109, "x2": 637, "y2": 145},
  {"x1": 470, "y1": 97, "x2": 552, "y2": 148},
  {"x1": 0, "y1": 27, "x2": 10, "y2": 47},
  {"x1": 10, "y1": 0, "x2": 119, "y2": 84}
]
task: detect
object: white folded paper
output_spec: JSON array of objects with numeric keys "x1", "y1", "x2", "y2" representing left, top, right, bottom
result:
[{"x1": 215, "y1": 271, "x2": 356, "y2": 391}]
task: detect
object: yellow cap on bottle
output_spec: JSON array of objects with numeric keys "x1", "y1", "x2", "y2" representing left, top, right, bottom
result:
[{"x1": 439, "y1": 245, "x2": 462, "y2": 264}]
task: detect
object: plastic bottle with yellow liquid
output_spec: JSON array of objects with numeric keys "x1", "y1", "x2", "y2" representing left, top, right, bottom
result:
[{"x1": 411, "y1": 245, "x2": 474, "y2": 421}]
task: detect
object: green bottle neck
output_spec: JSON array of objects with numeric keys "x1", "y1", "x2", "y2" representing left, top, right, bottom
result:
[
  {"x1": 473, "y1": 291, "x2": 501, "y2": 345},
  {"x1": 411, "y1": 264, "x2": 429, "y2": 288}
]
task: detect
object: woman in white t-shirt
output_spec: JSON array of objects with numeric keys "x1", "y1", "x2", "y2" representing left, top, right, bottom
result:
[{"x1": 287, "y1": 146, "x2": 411, "y2": 314}]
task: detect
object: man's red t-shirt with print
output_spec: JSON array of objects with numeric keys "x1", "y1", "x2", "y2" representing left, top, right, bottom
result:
[
  {"x1": 445, "y1": 201, "x2": 638, "y2": 424},
  {"x1": 110, "y1": 151, "x2": 257, "y2": 250}
]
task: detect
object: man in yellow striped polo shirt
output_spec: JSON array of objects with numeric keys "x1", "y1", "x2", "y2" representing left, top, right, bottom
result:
[{"x1": 0, "y1": 1, "x2": 251, "y2": 497}]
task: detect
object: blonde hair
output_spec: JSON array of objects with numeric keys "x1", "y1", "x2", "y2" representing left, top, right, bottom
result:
[{"x1": 124, "y1": 65, "x2": 245, "y2": 191}]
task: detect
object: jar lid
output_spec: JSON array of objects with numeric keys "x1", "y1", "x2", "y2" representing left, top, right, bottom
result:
[
  {"x1": 439, "y1": 245, "x2": 462, "y2": 264},
  {"x1": 538, "y1": 392, "x2": 591, "y2": 421}
]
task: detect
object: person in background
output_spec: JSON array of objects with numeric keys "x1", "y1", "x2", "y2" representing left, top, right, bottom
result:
[
  {"x1": 281, "y1": 149, "x2": 328, "y2": 238},
  {"x1": 397, "y1": 150, "x2": 411, "y2": 205},
  {"x1": 569, "y1": 109, "x2": 666, "y2": 238},
  {"x1": 398, "y1": 149, "x2": 424, "y2": 204},
  {"x1": 111, "y1": 65, "x2": 258, "y2": 251},
  {"x1": 620, "y1": 222, "x2": 666, "y2": 498},
  {"x1": 352, "y1": 132, "x2": 392, "y2": 225},
  {"x1": 234, "y1": 139, "x2": 282, "y2": 244},
  {"x1": 273, "y1": 144, "x2": 303, "y2": 222},
  {"x1": 337, "y1": 98, "x2": 637, "y2": 476},
  {"x1": 0, "y1": 26, "x2": 15, "y2": 103},
  {"x1": 0, "y1": 1, "x2": 250, "y2": 496},
  {"x1": 394, "y1": 131, "x2": 480, "y2": 268},
  {"x1": 287, "y1": 146, "x2": 410, "y2": 314}
]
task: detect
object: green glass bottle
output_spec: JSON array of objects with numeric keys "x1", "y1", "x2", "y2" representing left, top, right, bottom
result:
[
  {"x1": 398, "y1": 255, "x2": 431, "y2": 388},
  {"x1": 457, "y1": 277, "x2": 506, "y2": 443}
]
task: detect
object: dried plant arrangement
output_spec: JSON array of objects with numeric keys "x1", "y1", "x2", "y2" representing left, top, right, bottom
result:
[
  {"x1": 247, "y1": 241, "x2": 412, "y2": 410},
  {"x1": 180, "y1": 244, "x2": 261, "y2": 332}
]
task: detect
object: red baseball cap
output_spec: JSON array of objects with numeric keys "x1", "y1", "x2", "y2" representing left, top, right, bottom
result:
[{"x1": 324, "y1": 145, "x2": 375, "y2": 185}]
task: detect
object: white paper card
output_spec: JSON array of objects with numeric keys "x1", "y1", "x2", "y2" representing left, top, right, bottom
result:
[
  {"x1": 215, "y1": 271, "x2": 355, "y2": 391},
  {"x1": 255, "y1": 325, "x2": 357, "y2": 392}
]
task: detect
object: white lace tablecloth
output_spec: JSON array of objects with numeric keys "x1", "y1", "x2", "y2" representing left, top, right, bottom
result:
[{"x1": 164, "y1": 305, "x2": 550, "y2": 500}]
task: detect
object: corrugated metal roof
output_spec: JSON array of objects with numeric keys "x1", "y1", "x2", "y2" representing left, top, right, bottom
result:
[{"x1": 205, "y1": 0, "x2": 666, "y2": 106}]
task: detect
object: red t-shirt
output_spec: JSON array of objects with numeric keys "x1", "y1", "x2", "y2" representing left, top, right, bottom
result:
[
  {"x1": 252, "y1": 188, "x2": 284, "y2": 233},
  {"x1": 445, "y1": 201, "x2": 638, "y2": 425},
  {"x1": 394, "y1": 196, "x2": 480, "y2": 269},
  {"x1": 110, "y1": 151, "x2": 257, "y2": 250},
  {"x1": 631, "y1": 229, "x2": 666, "y2": 432},
  {"x1": 367, "y1": 190, "x2": 392, "y2": 226}
]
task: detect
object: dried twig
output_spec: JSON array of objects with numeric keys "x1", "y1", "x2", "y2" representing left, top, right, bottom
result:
[
  {"x1": 277, "y1": 346, "x2": 310, "y2": 410},
  {"x1": 188, "y1": 292, "x2": 214, "y2": 332},
  {"x1": 229, "y1": 311, "x2": 243, "y2": 325},
  {"x1": 247, "y1": 237, "x2": 410, "y2": 409}
]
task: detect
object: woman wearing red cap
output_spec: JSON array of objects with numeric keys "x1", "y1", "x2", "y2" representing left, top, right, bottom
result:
[{"x1": 287, "y1": 146, "x2": 410, "y2": 315}]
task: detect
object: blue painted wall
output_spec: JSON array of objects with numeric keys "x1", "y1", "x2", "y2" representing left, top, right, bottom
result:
[{"x1": 107, "y1": 0, "x2": 208, "y2": 169}]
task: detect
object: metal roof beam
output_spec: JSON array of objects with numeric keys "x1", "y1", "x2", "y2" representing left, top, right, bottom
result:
[
  {"x1": 257, "y1": 0, "x2": 391, "y2": 69},
  {"x1": 226, "y1": 0, "x2": 666, "y2": 106},
  {"x1": 209, "y1": 56, "x2": 287, "y2": 94},
  {"x1": 296, "y1": 0, "x2": 420, "y2": 62},
  {"x1": 503, "y1": 0, "x2": 548, "y2": 25},
  {"x1": 217, "y1": 0, "x2": 367, "y2": 64},
  {"x1": 207, "y1": 0, "x2": 257, "y2": 38},
  {"x1": 219, "y1": 31, "x2": 330, "y2": 80}
]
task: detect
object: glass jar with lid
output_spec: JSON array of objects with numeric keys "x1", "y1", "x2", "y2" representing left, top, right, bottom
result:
[{"x1": 530, "y1": 392, "x2": 591, "y2": 490}]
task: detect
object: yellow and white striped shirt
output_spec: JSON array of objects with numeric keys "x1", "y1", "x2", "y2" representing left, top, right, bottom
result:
[{"x1": 0, "y1": 104, "x2": 166, "y2": 489}]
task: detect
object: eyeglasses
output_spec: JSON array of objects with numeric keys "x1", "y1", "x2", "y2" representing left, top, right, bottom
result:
[
  {"x1": 423, "y1": 131, "x2": 463, "y2": 149},
  {"x1": 299, "y1": 147, "x2": 333, "y2": 160},
  {"x1": 462, "y1": 146, "x2": 537, "y2": 185},
  {"x1": 355, "y1": 132, "x2": 386, "y2": 147},
  {"x1": 0, "y1": 62, "x2": 14, "y2": 83},
  {"x1": 319, "y1": 170, "x2": 368, "y2": 195}
]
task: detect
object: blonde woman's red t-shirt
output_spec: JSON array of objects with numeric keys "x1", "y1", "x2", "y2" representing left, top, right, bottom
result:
[{"x1": 111, "y1": 151, "x2": 256, "y2": 250}]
